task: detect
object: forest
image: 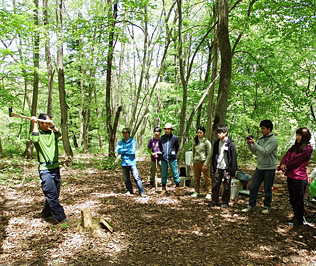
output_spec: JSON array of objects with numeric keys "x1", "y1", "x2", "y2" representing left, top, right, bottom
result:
[
  {"x1": 0, "y1": 0, "x2": 315, "y2": 159},
  {"x1": 1, "y1": 0, "x2": 316, "y2": 265}
]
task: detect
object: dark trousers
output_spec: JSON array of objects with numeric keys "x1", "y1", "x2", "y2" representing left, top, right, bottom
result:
[
  {"x1": 212, "y1": 169, "x2": 231, "y2": 204},
  {"x1": 287, "y1": 178, "x2": 307, "y2": 223},
  {"x1": 249, "y1": 168, "x2": 275, "y2": 208},
  {"x1": 39, "y1": 167, "x2": 66, "y2": 222}
]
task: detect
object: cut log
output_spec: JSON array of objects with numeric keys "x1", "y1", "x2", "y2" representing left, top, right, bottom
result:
[
  {"x1": 100, "y1": 218, "x2": 114, "y2": 233},
  {"x1": 81, "y1": 208, "x2": 93, "y2": 228}
]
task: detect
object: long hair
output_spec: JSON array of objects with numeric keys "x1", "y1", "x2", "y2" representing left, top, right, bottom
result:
[
  {"x1": 194, "y1": 126, "x2": 206, "y2": 146},
  {"x1": 289, "y1": 127, "x2": 311, "y2": 153}
]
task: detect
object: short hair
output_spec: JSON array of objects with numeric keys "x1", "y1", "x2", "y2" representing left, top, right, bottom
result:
[
  {"x1": 154, "y1": 127, "x2": 162, "y2": 133},
  {"x1": 260, "y1": 120, "x2": 273, "y2": 131},
  {"x1": 217, "y1": 125, "x2": 228, "y2": 134},
  {"x1": 38, "y1": 113, "x2": 52, "y2": 120}
]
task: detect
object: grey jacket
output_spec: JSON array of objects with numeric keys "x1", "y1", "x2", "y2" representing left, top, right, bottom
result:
[{"x1": 247, "y1": 134, "x2": 278, "y2": 170}]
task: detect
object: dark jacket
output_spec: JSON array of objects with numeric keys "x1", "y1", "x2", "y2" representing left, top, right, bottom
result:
[
  {"x1": 211, "y1": 137, "x2": 237, "y2": 176},
  {"x1": 159, "y1": 133, "x2": 179, "y2": 161}
]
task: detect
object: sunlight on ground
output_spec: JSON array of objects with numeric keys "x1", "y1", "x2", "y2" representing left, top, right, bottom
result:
[{"x1": 220, "y1": 212, "x2": 248, "y2": 222}]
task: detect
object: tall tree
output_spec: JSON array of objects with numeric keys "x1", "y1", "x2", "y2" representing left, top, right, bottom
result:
[
  {"x1": 43, "y1": 0, "x2": 55, "y2": 115},
  {"x1": 23, "y1": 0, "x2": 40, "y2": 158},
  {"x1": 211, "y1": 0, "x2": 232, "y2": 143},
  {"x1": 105, "y1": 0, "x2": 122, "y2": 156},
  {"x1": 56, "y1": 0, "x2": 73, "y2": 162}
]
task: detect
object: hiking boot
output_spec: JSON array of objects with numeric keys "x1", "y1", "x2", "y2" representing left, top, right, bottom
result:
[
  {"x1": 242, "y1": 206, "x2": 254, "y2": 213},
  {"x1": 262, "y1": 208, "x2": 271, "y2": 214},
  {"x1": 221, "y1": 203, "x2": 228, "y2": 208},
  {"x1": 191, "y1": 192, "x2": 199, "y2": 198},
  {"x1": 205, "y1": 194, "x2": 212, "y2": 200},
  {"x1": 161, "y1": 187, "x2": 167, "y2": 195},
  {"x1": 175, "y1": 187, "x2": 181, "y2": 196}
]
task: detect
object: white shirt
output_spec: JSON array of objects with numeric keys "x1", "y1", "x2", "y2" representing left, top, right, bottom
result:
[{"x1": 217, "y1": 139, "x2": 228, "y2": 169}]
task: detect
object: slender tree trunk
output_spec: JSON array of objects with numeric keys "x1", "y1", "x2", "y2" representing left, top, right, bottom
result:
[
  {"x1": 43, "y1": 0, "x2": 55, "y2": 115},
  {"x1": 207, "y1": 5, "x2": 219, "y2": 141},
  {"x1": 105, "y1": 0, "x2": 122, "y2": 156},
  {"x1": 56, "y1": 0, "x2": 73, "y2": 163},
  {"x1": 129, "y1": 5, "x2": 148, "y2": 131},
  {"x1": 176, "y1": 0, "x2": 188, "y2": 158},
  {"x1": 211, "y1": 0, "x2": 232, "y2": 144},
  {"x1": 23, "y1": 0, "x2": 39, "y2": 158}
]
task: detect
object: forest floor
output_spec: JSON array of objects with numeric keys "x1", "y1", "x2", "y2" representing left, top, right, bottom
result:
[{"x1": 1, "y1": 154, "x2": 316, "y2": 266}]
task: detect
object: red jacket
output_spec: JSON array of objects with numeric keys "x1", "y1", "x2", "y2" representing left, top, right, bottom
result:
[{"x1": 278, "y1": 144, "x2": 313, "y2": 180}]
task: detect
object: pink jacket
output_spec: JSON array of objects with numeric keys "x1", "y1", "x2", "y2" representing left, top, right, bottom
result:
[{"x1": 278, "y1": 144, "x2": 313, "y2": 180}]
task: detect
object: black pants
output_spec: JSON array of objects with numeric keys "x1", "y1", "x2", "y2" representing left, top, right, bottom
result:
[
  {"x1": 287, "y1": 178, "x2": 307, "y2": 223},
  {"x1": 212, "y1": 169, "x2": 231, "y2": 204}
]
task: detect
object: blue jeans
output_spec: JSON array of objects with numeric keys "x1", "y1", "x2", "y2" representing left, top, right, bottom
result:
[
  {"x1": 122, "y1": 165, "x2": 144, "y2": 194},
  {"x1": 161, "y1": 160, "x2": 180, "y2": 185},
  {"x1": 249, "y1": 168, "x2": 276, "y2": 208},
  {"x1": 39, "y1": 167, "x2": 66, "y2": 222}
]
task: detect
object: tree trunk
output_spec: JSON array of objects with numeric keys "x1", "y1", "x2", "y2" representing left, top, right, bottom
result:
[
  {"x1": 43, "y1": 0, "x2": 55, "y2": 115},
  {"x1": 105, "y1": 0, "x2": 121, "y2": 157},
  {"x1": 211, "y1": 0, "x2": 232, "y2": 144},
  {"x1": 176, "y1": 0, "x2": 188, "y2": 158},
  {"x1": 207, "y1": 5, "x2": 219, "y2": 142},
  {"x1": 23, "y1": 0, "x2": 40, "y2": 158},
  {"x1": 56, "y1": 0, "x2": 73, "y2": 163}
]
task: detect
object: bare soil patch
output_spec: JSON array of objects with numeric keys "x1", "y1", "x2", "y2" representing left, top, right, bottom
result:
[{"x1": 1, "y1": 155, "x2": 316, "y2": 265}]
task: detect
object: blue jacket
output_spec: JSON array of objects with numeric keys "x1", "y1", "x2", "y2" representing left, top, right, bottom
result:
[{"x1": 117, "y1": 138, "x2": 137, "y2": 166}]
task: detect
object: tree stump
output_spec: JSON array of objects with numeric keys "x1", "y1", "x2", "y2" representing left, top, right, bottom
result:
[
  {"x1": 79, "y1": 208, "x2": 113, "y2": 235},
  {"x1": 81, "y1": 208, "x2": 93, "y2": 228}
]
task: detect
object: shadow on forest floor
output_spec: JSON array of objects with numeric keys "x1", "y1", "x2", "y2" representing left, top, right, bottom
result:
[{"x1": 0, "y1": 155, "x2": 316, "y2": 265}]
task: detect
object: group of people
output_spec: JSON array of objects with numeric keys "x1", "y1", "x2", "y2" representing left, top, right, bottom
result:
[
  {"x1": 29, "y1": 113, "x2": 314, "y2": 228},
  {"x1": 117, "y1": 119, "x2": 314, "y2": 227}
]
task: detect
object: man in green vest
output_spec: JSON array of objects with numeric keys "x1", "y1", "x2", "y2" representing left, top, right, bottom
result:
[{"x1": 30, "y1": 114, "x2": 68, "y2": 223}]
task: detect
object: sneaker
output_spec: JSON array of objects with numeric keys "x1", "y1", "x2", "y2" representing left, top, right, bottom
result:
[
  {"x1": 221, "y1": 203, "x2": 228, "y2": 208},
  {"x1": 242, "y1": 206, "x2": 254, "y2": 213},
  {"x1": 60, "y1": 218, "x2": 70, "y2": 223},
  {"x1": 191, "y1": 192, "x2": 199, "y2": 198},
  {"x1": 290, "y1": 220, "x2": 304, "y2": 227},
  {"x1": 205, "y1": 194, "x2": 212, "y2": 200},
  {"x1": 208, "y1": 201, "x2": 219, "y2": 207},
  {"x1": 42, "y1": 215, "x2": 55, "y2": 222},
  {"x1": 262, "y1": 208, "x2": 270, "y2": 214},
  {"x1": 287, "y1": 216, "x2": 297, "y2": 224},
  {"x1": 124, "y1": 191, "x2": 133, "y2": 195},
  {"x1": 140, "y1": 193, "x2": 147, "y2": 198}
]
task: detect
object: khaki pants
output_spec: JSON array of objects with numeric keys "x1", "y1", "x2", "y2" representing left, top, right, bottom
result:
[{"x1": 193, "y1": 162, "x2": 211, "y2": 193}]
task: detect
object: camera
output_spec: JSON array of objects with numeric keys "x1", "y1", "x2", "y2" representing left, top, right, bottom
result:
[{"x1": 246, "y1": 135, "x2": 254, "y2": 140}]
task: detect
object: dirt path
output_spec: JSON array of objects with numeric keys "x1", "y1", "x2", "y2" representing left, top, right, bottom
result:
[{"x1": 1, "y1": 156, "x2": 316, "y2": 265}]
